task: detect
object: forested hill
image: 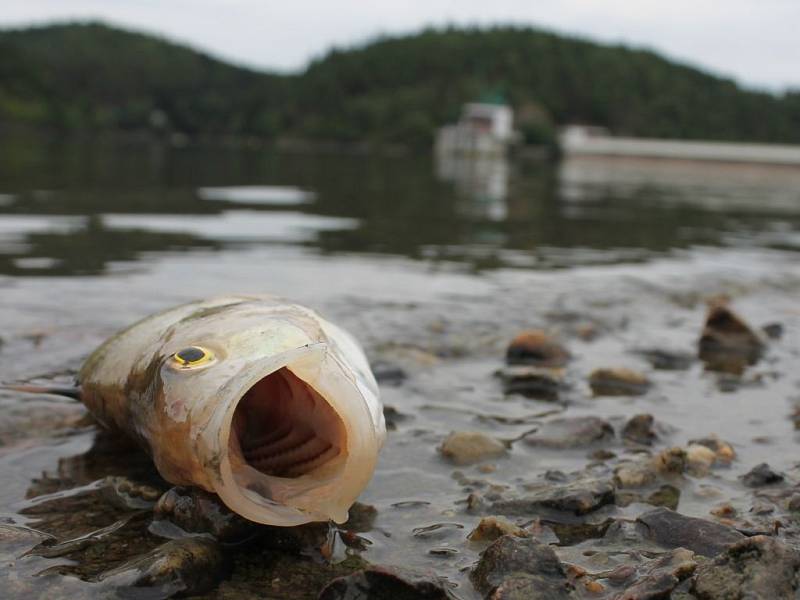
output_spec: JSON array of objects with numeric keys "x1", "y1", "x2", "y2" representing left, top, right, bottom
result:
[{"x1": 1, "y1": 22, "x2": 798, "y2": 148}]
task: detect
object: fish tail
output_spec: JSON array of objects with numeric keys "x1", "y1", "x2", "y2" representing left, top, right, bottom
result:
[{"x1": 0, "y1": 383, "x2": 82, "y2": 400}]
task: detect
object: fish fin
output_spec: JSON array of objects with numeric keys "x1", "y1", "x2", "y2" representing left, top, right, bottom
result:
[{"x1": 0, "y1": 384, "x2": 82, "y2": 401}]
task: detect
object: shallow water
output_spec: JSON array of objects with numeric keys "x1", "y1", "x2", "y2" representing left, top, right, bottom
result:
[{"x1": 2, "y1": 134, "x2": 800, "y2": 598}]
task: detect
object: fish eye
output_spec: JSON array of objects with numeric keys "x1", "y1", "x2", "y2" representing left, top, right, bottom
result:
[{"x1": 171, "y1": 346, "x2": 215, "y2": 368}]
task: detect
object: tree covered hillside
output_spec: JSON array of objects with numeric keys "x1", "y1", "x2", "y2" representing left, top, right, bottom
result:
[{"x1": 1, "y1": 22, "x2": 798, "y2": 147}]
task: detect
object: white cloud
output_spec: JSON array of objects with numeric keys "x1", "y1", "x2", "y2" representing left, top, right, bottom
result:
[{"x1": 1, "y1": 0, "x2": 797, "y2": 90}]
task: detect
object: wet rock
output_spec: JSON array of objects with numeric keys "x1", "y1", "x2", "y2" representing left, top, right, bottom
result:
[
  {"x1": 470, "y1": 535, "x2": 572, "y2": 599},
  {"x1": 740, "y1": 463, "x2": 784, "y2": 487},
  {"x1": 635, "y1": 348, "x2": 694, "y2": 371},
  {"x1": 439, "y1": 431, "x2": 507, "y2": 465},
  {"x1": 505, "y1": 330, "x2": 570, "y2": 367},
  {"x1": 636, "y1": 507, "x2": 744, "y2": 557},
  {"x1": 646, "y1": 485, "x2": 681, "y2": 510},
  {"x1": 495, "y1": 366, "x2": 565, "y2": 400},
  {"x1": 492, "y1": 477, "x2": 615, "y2": 516},
  {"x1": 622, "y1": 414, "x2": 657, "y2": 446},
  {"x1": 153, "y1": 486, "x2": 254, "y2": 542},
  {"x1": 97, "y1": 537, "x2": 227, "y2": 597},
  {"x1": 691, "y1": 535, "x2": 800, "y2": 599},
  {"x1": 468, "y1": 516, "x2": 528, "y2": 542},
  {"x1": 618, "y1": 548, "x2": 697, "y2": 600},
  {"x1": 523, "y1": 416, "x2": 613, "y2": 449},
  {"x1": 318, "y1": 565, "x2": 452, "y2": 600},
  {"x1": 698, "y1": 302, "x2": 764, "y2": 373},
  {"x1": 589, "y1": 368, "x2": 650, "y2": 396}
]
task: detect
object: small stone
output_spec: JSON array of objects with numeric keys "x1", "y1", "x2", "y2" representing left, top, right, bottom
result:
[
  {"x1": 636, "y1": 507, "x2": 744, "y2": 557},
  {"x1": 653, "y1": 447, "x2": 688, "y2": 475},
  {"x1": 506, "y1": 330, "x2": 570, "y2": 367},
  {"x1": 439, "y1": 431, "x2": 507, "y2": 465},
  {"x1": 762, "y1": 322, "x2": 784, "y2": 339},
  {"x1": 97, "y1": 537, "x2": 226, "y2": 597},
  {"x1": 470, "y1": 535, "x2": 572, "y2": 598},
  {"x1": 710, "y1": 503, "x2": 737, "y2": 518},
  {"x1": 646, "y1": 485, "x2": 681, "y2": 510},
  {"x1": 740, "y1": 463, "x2": 784, "y2": 487},
  {"x1": 685, "y1": 444, "x2": 717, "y2": 475},
  {"x1": 614, "y1": 461, "x2": 658, "y2": 488},
  {"x1": 343, "y1": 502, "x2": 378, "y2": 533},
  {"x1": 589, "y1": 449, "x2": 616, "y2": 461},
  {"x1": 383, "y1": 406, "x2": 409, "y2": 430},
  {"x1": 698, "y1": 302, "x2": 764, "y2": 374},
  {"x1": 584, "y1": 580, "x2": 604, "y2": 593},
  {"x1": 691, "y1": 535, "x2": 800, "y2": 599},
  {"x1": 153, "y1": 487, "x2": 254, "y2": 542},
  {"x1": 687, "y1": 435, "x2": 736, "y2": 464},
  {"x1": 622, "y1": 414, "x2": 657, "y2": 446},
  {"x1": 787, "y1": 494, "x2": 800, "y2": 512},
  {"x1": 523, "y1": 416, "x2": 613, "y2": 449},
  {"x1": 589, "y1": 368, "x2": 650, "y2": 396},
  {"x1": 319, "y1": 565, "x2": 451, "y2": 600},
  {"x1": 635, "y1": 348, "x2": 694, "y2": 371},
  {"x1": 370, "y1": 361, "x2": 407, "y2": 386},
  {"x1": 468, "y1": 516, "x2": 527, "y2": 542},
  {"x1": 495, "y1": 366, "x2": 565, "y2": 400}
]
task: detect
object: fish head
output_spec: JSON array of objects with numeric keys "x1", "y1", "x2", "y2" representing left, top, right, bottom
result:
[{"x1": 133, "y1": 305, "x2": 384, "y2": 526}]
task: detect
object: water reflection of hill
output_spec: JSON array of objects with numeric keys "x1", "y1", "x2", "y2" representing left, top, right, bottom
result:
[{"x1": 1, "y1": 137, "x2": 799, "y2": 277}]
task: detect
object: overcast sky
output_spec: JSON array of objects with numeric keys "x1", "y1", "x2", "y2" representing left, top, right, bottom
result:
[{"x1": 2, "y1": 0, "x2": 798, "y2": 92}]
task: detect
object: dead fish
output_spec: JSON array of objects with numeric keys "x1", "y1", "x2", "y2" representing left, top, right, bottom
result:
[{"x1": 8, "y1": 295, "x2": 385, "y2": 526}]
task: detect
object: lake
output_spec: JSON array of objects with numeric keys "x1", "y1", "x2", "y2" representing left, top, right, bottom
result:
[{"x1": 2, "y1": 134, "x2": 800, "y2": 598}]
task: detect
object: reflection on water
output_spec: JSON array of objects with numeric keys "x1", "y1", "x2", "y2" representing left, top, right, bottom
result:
[{"x1": 1, "y1": 135, "x2": 800, "y2": 278}]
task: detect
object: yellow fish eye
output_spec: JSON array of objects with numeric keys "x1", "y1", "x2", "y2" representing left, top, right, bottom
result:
[{"x1": 171, "y1": 346, "x2": 215, "y2": 368}]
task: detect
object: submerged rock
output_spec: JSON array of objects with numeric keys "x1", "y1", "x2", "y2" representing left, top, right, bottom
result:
[
  {"x1": 439, "y1": 431, "x2": 507, "y2": 465},
  {"x1": 319, "y1": 565, "x2": 451, "y2": 600},
  {"x1": 97, "y1": 537, "x2": 226, "y2": 597},
  {"x1": 636, "y1": 507, "x2": 744, "y2": 557},
  {"x1": 740, "y1": 463, "x2": 784, "y2": 487},
  {"x1": 617, "y1": 548, "x2": 697, "y2": 600},
  {"x1": 698, "y1": 302, "x2": 764, "y2": 373},
  {"x1": 491, "y1": 477, "x2": 615, "y2": 516},
  {"x1": 523, "y1": 416, "x2": 613, "y2": 449},
  {"x1": 468, "y1": 516, "x2": 527, "y2": 542},
  {"x1": 505, "y1": 330, "x2": 570, "y2": 368},
  {"x1": 691, "y1": 535, "x2": 800, "y2": 599},
  {"x1": 589, "y1": 368, "x2": 650, "y2": 396},
  {"x1": 470, "y1": 535, "x2": 572, "y2": 599},
  {"x1": 621, "y1": 414, "x2": 657, "y2": 446}
]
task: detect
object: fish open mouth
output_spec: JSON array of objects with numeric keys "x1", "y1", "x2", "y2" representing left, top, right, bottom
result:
[
  {"x1": 231, "y1": 367, "x2": 347, "y2": 478},
  {"x1": 207, "y1": 344, "x2": 379, "y2": 525}
]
